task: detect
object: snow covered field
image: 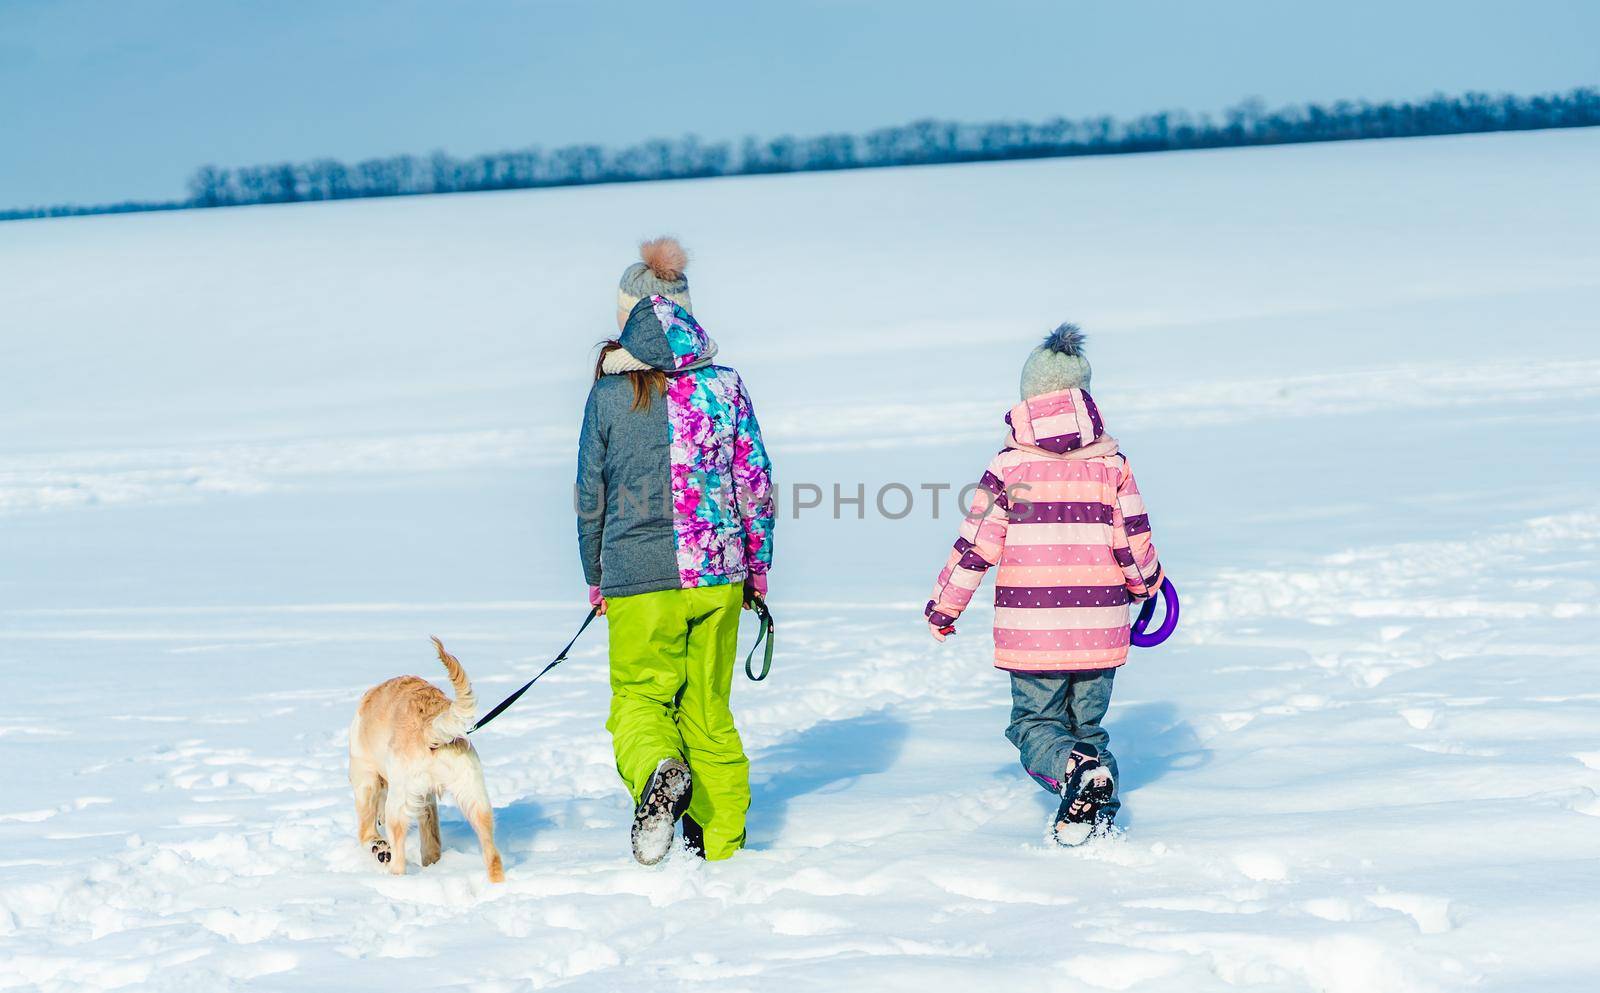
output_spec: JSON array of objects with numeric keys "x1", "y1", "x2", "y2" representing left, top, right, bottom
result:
[{"x1": 2, "y1": 129, "x2": 1598, "y2": 992}]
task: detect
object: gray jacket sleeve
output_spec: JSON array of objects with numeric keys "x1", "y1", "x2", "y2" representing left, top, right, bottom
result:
[{"x1": 576, "y1": 384, "x2": 606, "y2": 586}]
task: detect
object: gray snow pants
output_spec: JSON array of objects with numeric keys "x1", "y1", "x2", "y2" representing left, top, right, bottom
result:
[{"x1": 1005, "y1": 668, "x2": 1120, "y2": 817}]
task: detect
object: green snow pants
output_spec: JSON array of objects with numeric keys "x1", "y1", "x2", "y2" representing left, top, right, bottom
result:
[{"x1": 604, "y1": 582, "x2": 750, "y2": 860}]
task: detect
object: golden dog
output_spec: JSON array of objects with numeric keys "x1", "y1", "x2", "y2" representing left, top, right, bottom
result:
[{"x1": 348, "y1": 638, "x2": 504, "y2": 882}]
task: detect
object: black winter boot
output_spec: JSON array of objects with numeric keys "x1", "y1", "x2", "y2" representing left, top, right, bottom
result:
[
  {"x1": 1051, "y1": 744, "x2": 1115, "y2": 847},
  {"x1": 632, "y1": 758, "x2": 692, "y2": 865}
]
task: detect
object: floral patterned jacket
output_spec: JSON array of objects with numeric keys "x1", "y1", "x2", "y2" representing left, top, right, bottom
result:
[{"x1": 576, "y1": 296, "x2": 775, "y2": 598}]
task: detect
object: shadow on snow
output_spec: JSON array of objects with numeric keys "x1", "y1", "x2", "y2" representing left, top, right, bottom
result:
[{"x1": 746, "y1": 712, "x2": 909, "y2": 847}]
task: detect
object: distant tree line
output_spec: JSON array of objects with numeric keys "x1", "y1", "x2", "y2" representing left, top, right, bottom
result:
[{"x1": 4, "y1": 87, "x2": 1597, "y2": 221}]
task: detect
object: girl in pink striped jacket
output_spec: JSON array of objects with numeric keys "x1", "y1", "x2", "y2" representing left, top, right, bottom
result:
[{"x1": 925, "y1": 324, "x2": 1163, "y2": 846}]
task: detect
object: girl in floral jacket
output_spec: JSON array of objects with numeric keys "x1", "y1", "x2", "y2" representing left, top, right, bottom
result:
[
  {"x1": 576, "y1": 238, "x2": 774, "y2": 865},
  {"x1": 926, "y1": 324, "x2": 1162, "y2": 846}
]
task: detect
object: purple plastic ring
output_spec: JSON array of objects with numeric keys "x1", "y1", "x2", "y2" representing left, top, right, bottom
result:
[{"x1": 1130, "y1": 578, "x2": 1179, "y2": 648}]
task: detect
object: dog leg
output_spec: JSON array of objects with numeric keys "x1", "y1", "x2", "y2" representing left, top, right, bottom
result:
[
  {"x1": 352, "y1": 767, "x2": 382, "y2": 850},
  {"x1": 419, "y1": 794, "x2": 442, "y2": 868},
  {"x1": 370, "y1": 782, "x2": 393, "y2": 865},
  {"x1": 467, "y1": 803, "x2": 504, "y2": 883},
  {"x1": 383, "y1": 793, "x2": 410, "y2": 876},
  {"x1": 455, "y1": 763, "x2": 504, "y2": 883},
  {"x1": 356, "y1": 777, "x2": 390, "y2": 863}
]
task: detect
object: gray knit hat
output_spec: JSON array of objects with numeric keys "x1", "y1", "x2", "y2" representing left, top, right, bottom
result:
[
  {"x1": 617, "y1": 236, "x2": 692, "y2": 326},
  {"x1": 1020, "y1": 323, "x2": 1092, "y2": 399}
]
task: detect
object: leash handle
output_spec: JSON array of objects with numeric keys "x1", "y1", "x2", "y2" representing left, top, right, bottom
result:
[
  {"x1": 744, "y1": 593, "x2": 774, "y2": 681},
  {"x1": 468, "y1": 606, "x2": 598, "y2": 734}
]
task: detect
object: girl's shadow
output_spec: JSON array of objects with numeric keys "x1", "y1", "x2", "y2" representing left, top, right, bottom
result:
[
  {"x1": 1112, "y1": 701, "x2": 1210, "y2": 795},
  {"x1": 747, "y1": 712, "x2": 909, "y2": 845}
]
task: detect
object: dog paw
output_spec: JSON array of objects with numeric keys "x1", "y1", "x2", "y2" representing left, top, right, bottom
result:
[{"x1": 370, "y1": 840, "x2": 392, "y2": 864}]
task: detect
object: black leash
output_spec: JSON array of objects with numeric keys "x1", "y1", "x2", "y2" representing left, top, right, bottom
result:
[
  {"x1": 743, "y1": 592, "x2": 775, "y2": 682},
  {"x1": 468, "y1": 591, "x2": 774, "y2": 735},
  {"x1": 468, "y1": 606, "x2": 598, "y2": 735}
]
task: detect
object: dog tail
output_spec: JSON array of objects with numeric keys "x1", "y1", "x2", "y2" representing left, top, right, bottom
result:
[{"x1": 428, "y1": 636, "x2": 477, "y2": 746}]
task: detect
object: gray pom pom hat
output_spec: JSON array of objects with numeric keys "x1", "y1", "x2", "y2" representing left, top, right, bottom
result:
[
  {"x1": 605, "y1": 237, "x2": 710, "y2": 374},
  {"x1": 1020, "y1": 323, "x2": 1092, "y2": 400},
  {"x1": 616, "y1": 236, "x2": 692, "y2": 325}
]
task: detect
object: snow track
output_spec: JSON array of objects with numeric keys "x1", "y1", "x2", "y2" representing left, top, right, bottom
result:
[{"x1": 3, "y1": 129, "x2": 1598, "y2": 990}]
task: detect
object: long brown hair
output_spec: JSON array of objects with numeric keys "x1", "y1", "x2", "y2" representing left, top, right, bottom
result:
[{"x1": 596, "y1": 340, "x2": 667, "y2": 411}]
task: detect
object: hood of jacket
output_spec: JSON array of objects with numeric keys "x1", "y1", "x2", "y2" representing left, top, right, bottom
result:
[
  {"x1": 605, "y1": 295, "x2": 719, "y2": 374},
  {"x1": 1005, "y1": 387, "x2": 1116, "y2": 457}
]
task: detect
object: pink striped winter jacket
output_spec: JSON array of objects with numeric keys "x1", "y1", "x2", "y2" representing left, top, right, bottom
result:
[{"x1": 925, "y1": 388, "x2": 1163, "y2": 673}]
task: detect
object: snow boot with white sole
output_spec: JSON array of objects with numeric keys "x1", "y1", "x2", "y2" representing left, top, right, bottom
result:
[
  {"x1": 1051, "y1": 744, "x2": 1115, "y2": 848},
  {"x1": 631, "y1": 758, "x2": 692, "y2": 866}
]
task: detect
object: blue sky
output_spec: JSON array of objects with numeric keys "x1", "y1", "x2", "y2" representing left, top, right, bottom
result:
[{"x1": 2, "y1": 0, "x2": 1597, "y2": 206}]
